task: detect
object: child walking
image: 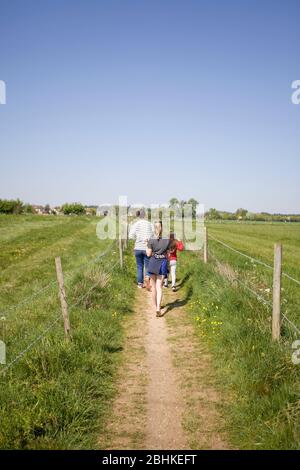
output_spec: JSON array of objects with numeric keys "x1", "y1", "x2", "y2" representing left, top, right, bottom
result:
[{"x1": 164, "y1": 233, "x2": 184, "y2": 292}]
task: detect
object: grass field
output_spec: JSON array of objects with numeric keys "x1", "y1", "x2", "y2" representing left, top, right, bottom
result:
[
  {"x1": 0, "y1": 215, "x2": 136, "y2": 449},
  {"x1": 1, "y1": 216, "x2": 300, "y2": 449},
  {"x1": 181, "y1": 221, "x2": 300, "y2": 449}
]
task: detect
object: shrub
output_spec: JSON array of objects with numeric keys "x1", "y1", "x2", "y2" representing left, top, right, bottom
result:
[
  {"x1": 0, "y1": 198, "x2": 24, "y2": 214},
  {"x1": 61, "y1": 203, "x2": 85, "y2": 215}
]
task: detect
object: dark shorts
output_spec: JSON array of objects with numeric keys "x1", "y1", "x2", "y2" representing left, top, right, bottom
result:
[{"x1": 148, "y1": 257, "x2": 168, "y2": 276}]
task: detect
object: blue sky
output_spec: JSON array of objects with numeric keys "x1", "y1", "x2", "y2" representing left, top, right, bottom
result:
[{"x1": 0, "y1": 0, "x2": 299, "y2": 212}]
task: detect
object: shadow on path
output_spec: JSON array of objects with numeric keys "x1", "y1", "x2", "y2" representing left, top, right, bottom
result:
[{"x1": 162, "y1": 286, "x2": 193, "y2": 316}]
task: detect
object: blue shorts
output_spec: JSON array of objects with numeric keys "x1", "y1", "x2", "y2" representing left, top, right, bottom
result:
[
  {"x1": 159, "y1": 258, "x2": 168, "y2": 276},
  {"x1": 148, "y1": 256, "x2": 168, "y2": 276}
]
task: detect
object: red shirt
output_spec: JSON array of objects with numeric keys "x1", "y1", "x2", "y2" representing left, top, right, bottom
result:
[{"x1": 168, "y1": 240, "x2": 184, "y2": 261}]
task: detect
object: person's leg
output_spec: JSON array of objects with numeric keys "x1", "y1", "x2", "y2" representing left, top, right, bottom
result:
[
  {"x1": 164, "y1": 265, "x2": 169, "y2": 287},
  {"x1": 170, "y1": 260, "x2": 177, "y2": 288},
  {"x1": 134, "y1": 250, "x2": 144, "y2": 286},
  {"x1": 156, "y1": 275, "x2": 164, "y2": 312},
  {"x1": 150, "y1": 274, "x2": 157, "y2": 310},
  {"x1": 143, "y1": 252, "x2": 151, "y2": 289}
]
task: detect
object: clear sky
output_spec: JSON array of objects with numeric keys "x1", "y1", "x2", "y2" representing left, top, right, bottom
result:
[{"x1": 0, "y1": 0, "x2": 299, "y2": 213}]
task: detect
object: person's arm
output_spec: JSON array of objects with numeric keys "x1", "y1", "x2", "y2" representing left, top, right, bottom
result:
[
  {"x1": 128, "y1": 222, "x2": 137, "y2": 240},
  {"x1": 146, "y1": 239, "x2": 153, "y2": 257},
  {"x1": 143, "y1": 221, "x2": 153, "y2": 245},
  {"x1": 177, "y1": 240, "x2": 184, "y2": 251}
]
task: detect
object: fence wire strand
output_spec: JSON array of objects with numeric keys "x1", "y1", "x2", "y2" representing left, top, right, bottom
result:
[
  {"x1": 208, "y1": 247, "x2": 300, "y2": 337},
  {"x1": 209, "y1": 234, "x2": 300, "y2": 286},
  {"x1": 0, "y1": 244, "x2": 123, "y2": 376},
  {"x1": 0, "y1": 242, "x2": 115, "y2": 319}
]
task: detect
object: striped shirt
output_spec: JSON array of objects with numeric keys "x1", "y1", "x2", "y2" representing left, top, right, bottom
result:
[{"x1": 129, "y1": 219, "x2": 154, "y2": 251}]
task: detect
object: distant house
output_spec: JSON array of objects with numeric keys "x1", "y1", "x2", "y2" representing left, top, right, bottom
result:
[
  {"x1": 32, "y1": 205, "x2": 44, "y2": 215},
  {"x1": 31, "y1": 205, "x2": 60, "y2": 215},
  {"x1": 96, "y1": 204, "x2": 113, "y2": 217},
  {"x1": 85, "y1": 207, "x2": 96, "y2": 216},
  {"x1": 128, "y1": 205, "x2": 145, "y2": 218}
]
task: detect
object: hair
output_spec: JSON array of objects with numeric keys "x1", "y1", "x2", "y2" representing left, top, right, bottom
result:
[
  {"x1": 139, "y1": 209, "x2": 145, "y2": 218},
  {"x1": 136, "y1": 210, "x2": 140, "y2": 217},
  {"x1": 154, "y1": 220, "x2": 163, "y2": 238},
  {"x1": 169, "y1": 232, "x2": 178, "y2": 251}
]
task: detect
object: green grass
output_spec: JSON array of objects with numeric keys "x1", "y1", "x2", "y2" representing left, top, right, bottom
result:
[
  {"x1": 0, "y1": 215, "x2": 136, "y2": 449},
  {"x1": 180, "y1": 221, "x2": 300, "y2": 449}
]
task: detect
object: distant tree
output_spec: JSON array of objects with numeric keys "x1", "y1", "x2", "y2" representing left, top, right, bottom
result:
[
  {"x1": 61, "y1": 203, "x2": 85, "y2": 215},
  {"x1": 235, "y1": 208, "x2": 248, "y2": 219},
  {"x1": 207, "y1": 208, "x2": 221, "y2": 220},
  {"x1": 23, "y1": 204, "x2": 34, "y2": 214},
  {"x1": 44, "y1": 204, "x2": 50, "y2": 214},
  {"x1": 246, "y1": 211, "x2": 255, "y2": 220},
  {"x1": 169, "y1": 198, "x2": 179, "y2": 208},
  {"x1": 0, "y1": 198, "x2": 24, "y2": 214},
  {"x1": 187, "y1": 198, "x2": 199, "y2": 218}
]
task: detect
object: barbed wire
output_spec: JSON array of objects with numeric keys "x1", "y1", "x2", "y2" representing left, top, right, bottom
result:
[
  {"x1": 208, "y1": 248, "x2": 300, "y2": 337},
  {"x1": 63, "y1": 241, "x2": 116, "y2": 280},
  {"x1": 0, "y1": 251, "x2": 122, "y2": 376},
  {"x1": 209, "y1": 249, "x2": 272, "y2": 307},
  {"x1": 0, "y1": 315, "x2": 61, "y2": 376},
  {"x1": 0, "y1": 279, "x2": 58, "y2": 318},
  {"x1": 282, "y1": 313, "x2": 300, "y2": 336},
  {"x1": 209, "y1": 234, "x2": 300, "y2": 286},
  {"x1": 0, "y1": 242, "x2": 115, "y2": 319}
]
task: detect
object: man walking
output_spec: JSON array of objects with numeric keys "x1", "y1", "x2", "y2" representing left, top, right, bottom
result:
[{"x1": 129, "y1": 209, "x2": 153, "y2": 289}]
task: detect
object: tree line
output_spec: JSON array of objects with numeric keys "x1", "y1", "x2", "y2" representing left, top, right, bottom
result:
[
  {"x1": 1, "y1": 198, "x2": 299, "y2": 222},
  {"x1": 206, "y1": 207, "x2": 300, "y2": 222},
  {"x1": 0, "y1": 199, "x2": 96, "y2": 216}
]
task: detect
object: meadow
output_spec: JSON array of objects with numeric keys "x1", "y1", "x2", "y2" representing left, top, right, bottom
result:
[
  {"x1": 1, "y1": 216, "x2": 300, "y2": 449},
  {"x1": 0, "y1": 215, "x2": 136, "y2": 449},
  {"x1": 181, "y1": 221, "x2": 300, "y2": 449}
]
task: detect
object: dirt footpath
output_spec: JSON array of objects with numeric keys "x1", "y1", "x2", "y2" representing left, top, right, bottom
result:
[{"x1": 99, "y1": 286, "x2": 229, "y2": 450}]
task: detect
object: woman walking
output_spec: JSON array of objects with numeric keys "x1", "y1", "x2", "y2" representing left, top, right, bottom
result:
[{"x1": 146, "y1": 221, "x2": 170, "y2": 317}]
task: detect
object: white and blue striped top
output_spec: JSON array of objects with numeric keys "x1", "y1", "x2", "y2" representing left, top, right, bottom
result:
[{"x1": 129, "y1": 219, "x2": 154, "y2": 251}]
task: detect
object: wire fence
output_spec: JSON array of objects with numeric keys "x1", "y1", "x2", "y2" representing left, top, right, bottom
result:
[
  {"x1": 0, "y1": 241, "x2": 116, "y2": 320},
  {"x1": 208, "y1": 249, "x2": 273, "y2": 308},
  {"x1": 208, "y1": 234, "x2": 300, "y2": 286},
  {"x1": 0, "y1": 239, "x2": 124, "y2": 377},
  {"x1": 207, "y1": 234, "x2": 300, "y2": 338}
]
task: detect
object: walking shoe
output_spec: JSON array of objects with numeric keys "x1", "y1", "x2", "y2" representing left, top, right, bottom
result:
[
  {"x1": 137, "y1": 283, "x2": 143, "y2": 289},
  {"x1": 172, "y1": 286, "x2": 176, "y2": 292}
]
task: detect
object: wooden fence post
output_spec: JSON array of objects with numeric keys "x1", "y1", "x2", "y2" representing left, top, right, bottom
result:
[
  {"x1": 203, "y1": 227, "x2": 208, "y2": 263},
  {"x1": 272, "y1": 243, "x2": 282, "y2": 341},
  {"x1": 55, "y1": 257, "x2": 71, "y2": 340},
  {"x1": 119, "y1": 238, "x2": 123, "y2": 269},
  {"x1": 123, "y1": 224, "x2": 128, "y2": 250}
]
